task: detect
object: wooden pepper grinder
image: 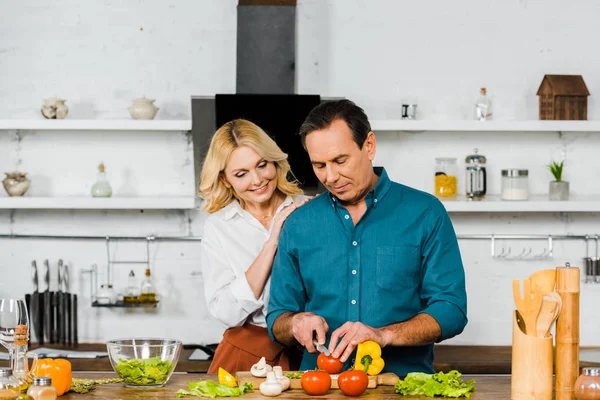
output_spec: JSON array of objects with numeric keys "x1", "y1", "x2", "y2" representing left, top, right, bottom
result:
[{"x1": 556, "y1": 262, "x2": 580, "y2": 400}]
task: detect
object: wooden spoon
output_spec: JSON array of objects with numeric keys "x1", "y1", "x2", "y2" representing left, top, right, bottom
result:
[
  {"x1": 529, "y1": 269, "x2": 557, "y2": 294},
  {"x1": 536, "y1": 292, "x2": 562, "y2": 338},
  {"x1": 512, "y1": 278, "x2": 543, "y2": 335}
]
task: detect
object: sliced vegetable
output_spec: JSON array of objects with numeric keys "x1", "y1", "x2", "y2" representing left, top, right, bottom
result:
[
  {"x1": 33, "y1": 358, "x2": 72, "y2": 396},
  {"x1": 218, "y1": 368, "x2": 237, "y2": 387},
  {"x1": 284, "y1": 372, "x2": 304, "y2": 379},
  {"x1": 354, "y1": 341, "x2": 385, "y2": 376},
  {"x1": 175, "y1": 379, "x2": 253, "y2": 398},
  {"x1": 394, "y1": 370, "x2": 476, "y2": 398}
]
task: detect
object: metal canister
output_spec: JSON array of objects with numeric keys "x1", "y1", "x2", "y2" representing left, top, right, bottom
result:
[{"x1": 465, "y1": 148, "x2": 487, "y2": 200}]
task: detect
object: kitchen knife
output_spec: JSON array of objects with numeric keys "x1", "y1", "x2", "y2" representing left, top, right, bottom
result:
[
  {"x1": 72, "y1": 294, "x2": 78, "y2": 347},
  {"x1": 43, "y1": 259, "x2": 52, "y2": 344},
  {"x1": 313, "y1": 339, "x2": 331, "y2": 356},
  {"x1": 30, "y1": 260, "x2": 43, "y2": 344},
  {"x1": 57, "y1": 259, "x2": 64, "y2": 345},
  {"x1": 64, "y1": 264, "x2": 71, "y2": 346}
]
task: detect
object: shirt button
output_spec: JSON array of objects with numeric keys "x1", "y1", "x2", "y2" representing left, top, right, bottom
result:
[
  {"x1": 351, "y1": 300, "x2": 357, "y2": 305},
  {"x1": 352, "y1": 241, "x2": 358, "y2": 246},
  {"x1": 344, "y1": 215, "x2": 350, "y2": 220},
  {"x1": 352, "y1": 270, "x2": 357, "y2": 275}
]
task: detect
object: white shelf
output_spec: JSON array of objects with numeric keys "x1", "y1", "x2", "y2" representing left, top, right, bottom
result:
[
  {"x1": 0, "y1": 197, "x2": 197, "y2": 210},
  {"x1": 371, "y1": 120, "x2": 600, "y2": 132},
  {"x1": 0, "y1": 119, "x2": 191, "y2": 131},
  {"x1": 441, "y1": 195, "x2": 600, "y2": 213}
]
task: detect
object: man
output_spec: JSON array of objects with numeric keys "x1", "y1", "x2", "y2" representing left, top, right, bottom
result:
[{"x1": 266, "y1": 99, "x2": 467, "y2": 376}]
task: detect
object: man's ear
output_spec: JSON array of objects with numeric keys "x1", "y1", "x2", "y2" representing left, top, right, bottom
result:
[{"x1": 364, "y1": 131, "x2": 377, "y2": 161}]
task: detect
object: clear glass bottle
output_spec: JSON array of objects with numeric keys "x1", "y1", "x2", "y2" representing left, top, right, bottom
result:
[
  {"x1": 465, "y1": 149, "x2": 487, "y2": 201},
  {"x1": 0, "y1": 367, "x2": 20, "y2": 399},
  {"x1": 26, "y1": 377, "x2": 56, "y2": 400},
  {"x1": 124, "y1": 270, "x2": 140, "y2": 304},
  {"x1": 91, "y1": 163, "x2": 112, "y2": 198},
  {"x1": 434, "y1": 158, "x2": 458, "y2": 198},
  {"x1": 12, "y1": 349, "x2": 37, "y2": 398},
  {"x1": 574, "y1": 367, "x2": 600, "y2": 400},
  {"x1": 475, "y1": 87, "x2": 493, "y2": 121},
  {"x1": 139, "y1": 268, "x2": 157, "y2": 304},
  {"x1": 501, "y1": 169, "x2": 529, "y2": 201}
]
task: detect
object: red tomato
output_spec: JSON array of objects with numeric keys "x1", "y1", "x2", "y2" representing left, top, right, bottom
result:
[
  {"x1": 317, "y1": 353, "x2": 344, "y2": 374},
  {"x1": 338, "y1": 370, "x2": 369, "y2": 397},
  {"x1": 301, "y1": 370, "x2": 332, "y2": 396}
]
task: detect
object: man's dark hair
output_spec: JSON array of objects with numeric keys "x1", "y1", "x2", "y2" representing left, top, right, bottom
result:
[{"x1": 299, "y1": 99, "x2": 372, "y2": 150}]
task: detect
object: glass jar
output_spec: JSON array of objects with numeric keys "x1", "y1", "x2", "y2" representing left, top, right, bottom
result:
[
  {"x1": 574, "y1": 367, "x2": 600, "y2": 400},
  {"x1": 501, "y1": 169, "x2": 529, "y2": 201},
  {"x1": 465, "y1": 149, "x2": 487, "y2": 200},
  {"x1": 26, "y1": 377, "x2": 56, "y2": 400},
  {"x1": 435, "y1": 158, "x2": 458, "y2": 198},
  {"x1": 0, "y1": 367, "x2": 20, "y2": 399}
]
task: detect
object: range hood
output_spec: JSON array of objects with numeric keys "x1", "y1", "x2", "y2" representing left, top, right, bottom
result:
[{"x1": 192, "y1": 0, "x2": 330, "y2": 194}]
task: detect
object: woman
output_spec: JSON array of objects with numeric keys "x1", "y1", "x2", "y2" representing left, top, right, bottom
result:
[{"x1": 199, "y1": 119, "x2": 309, "y2": 374}]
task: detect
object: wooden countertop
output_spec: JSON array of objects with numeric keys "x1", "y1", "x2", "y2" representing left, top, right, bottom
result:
[
  {"x1": 11, "y1": 344, "x2": 598, "y2": 375},
  {"x1": 61, "y1": 372, "x2": 510, "y2": 399}
]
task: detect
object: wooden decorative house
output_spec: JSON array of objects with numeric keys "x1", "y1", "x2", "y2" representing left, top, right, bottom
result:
[{"x1": 536, "y1": 75, "x2": 590, "y2": 120}]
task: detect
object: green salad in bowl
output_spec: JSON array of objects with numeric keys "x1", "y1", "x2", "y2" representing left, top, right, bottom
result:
[{"x1": 107, "y1": 338, "x2": 182, "y2": 388}]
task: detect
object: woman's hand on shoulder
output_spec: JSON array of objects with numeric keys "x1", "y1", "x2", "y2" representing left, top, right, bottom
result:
[{"x1": 267, "y1": 198, "x2": 311, "y2": 246}]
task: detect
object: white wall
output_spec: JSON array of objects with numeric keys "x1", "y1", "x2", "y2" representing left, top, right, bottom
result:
[{"x1": 1, "y1": 0, "x2": 600, "y2": 347}]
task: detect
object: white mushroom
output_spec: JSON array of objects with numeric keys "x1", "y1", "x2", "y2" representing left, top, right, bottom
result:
[
  {"x1": 273, "y1": 366, "x2": 290, "y2": 391},
  {"x1": 250, "y1": 356, "x2": 273, "y2": 377},
  {"x1": 259, "y1": 371, "x2": 282, "y2": 397}
]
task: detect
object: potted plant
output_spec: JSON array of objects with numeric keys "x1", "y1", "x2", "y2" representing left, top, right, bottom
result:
[{"x1": 548, "y1": 160, "x2": 569, "y2": 201}]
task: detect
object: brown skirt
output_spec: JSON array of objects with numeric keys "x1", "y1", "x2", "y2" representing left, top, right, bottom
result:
[{"x1": 208, "y1": 323, "x2": 302, "y2": 374}]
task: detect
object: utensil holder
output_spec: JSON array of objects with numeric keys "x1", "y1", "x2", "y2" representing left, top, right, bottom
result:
[{"x1": 511, "y1": 310, "x2": 553, "y2": 400}]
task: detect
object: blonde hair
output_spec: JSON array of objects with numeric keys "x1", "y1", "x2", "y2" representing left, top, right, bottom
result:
[{"x1": 199, "y1": 119, "x2": 304, "y2": 213}]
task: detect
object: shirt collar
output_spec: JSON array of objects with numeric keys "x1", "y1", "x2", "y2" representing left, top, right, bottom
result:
[
  {"x1": 328, "y1": 166, "x2": 392, "y2": 207},
  {"x1": 222, "y1": 195, "x2": 296, "y2": 221}
]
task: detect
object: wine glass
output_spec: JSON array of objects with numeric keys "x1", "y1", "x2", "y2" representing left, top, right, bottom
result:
[{"x1": 0, "y1": 298, "x2": 29, "y2": 367}]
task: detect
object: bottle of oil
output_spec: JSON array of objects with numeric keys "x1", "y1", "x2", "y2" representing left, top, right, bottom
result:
[{"x1": 139, "y1": 268, "x2": 157, "y2": 304}]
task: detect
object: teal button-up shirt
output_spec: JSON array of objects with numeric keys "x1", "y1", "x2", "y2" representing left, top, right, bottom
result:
[{"x1": 266, "y1": 168, "x2": 467, "y2": 376}]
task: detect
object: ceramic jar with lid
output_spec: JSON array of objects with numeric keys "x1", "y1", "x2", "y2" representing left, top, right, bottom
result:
[
  {"x1": 434, "y1": 157, "x2": 458, "y2": 198},
  {"x1": 574, "y1": 367, "x2": 600, "y2": 400},
  {"x1": 128, "y1": 98, "x2": 159, "y2": 120},
  {"x1": 501, "y1": 169, "x2": 529, "y2": 201},
  {"x1": 2, "y1": 172, "x2": 30, "y2": 197},
  {"x1": 465, "y1": 148, "x2": 487, "y2": 201}
]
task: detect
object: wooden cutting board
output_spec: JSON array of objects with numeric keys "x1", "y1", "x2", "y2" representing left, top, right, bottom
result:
[{"x1": 235, "y1": 371, "x2": 399, "y2": 390}]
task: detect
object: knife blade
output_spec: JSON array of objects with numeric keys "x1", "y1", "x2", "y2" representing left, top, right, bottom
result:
[
  {"x1": 43, "y1": 259, "x2": 53, "y2": 344},
  {"x1": 30, "y1": 260, "x2": 43, "y2": 344},
  {"x1": 64, "y1": 264, "x2": 71, "y2": 346},
  {"x1": 313, "y1": 339, "x2": 331, "y2": 356},
  {"x1": 57, "y1": 259, "x2": 64, "y2": 345}
]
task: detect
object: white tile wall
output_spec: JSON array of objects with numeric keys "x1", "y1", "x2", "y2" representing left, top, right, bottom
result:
[{"x1": 1, "y1": 0, "x2": 600, "y2": 346}]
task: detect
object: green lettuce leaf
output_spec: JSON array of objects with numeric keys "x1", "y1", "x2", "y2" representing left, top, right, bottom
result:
[
  {"x1": 175, "y1": 380, "x2": 253, "y2": 398},
  {"x1": 395, "y1": 370, "x2": 476, "y2": 398},
  {"x1": 115, "y1": 357, "x2": 174, "y2": 385}
]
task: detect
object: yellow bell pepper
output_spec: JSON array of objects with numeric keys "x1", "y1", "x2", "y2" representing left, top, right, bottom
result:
[
  {"x1": 354, "y1": 340, "x2": 385, "y2": 376},
  {"x1": 33, "y1": 358, "x2": 72, "y2": 396}
]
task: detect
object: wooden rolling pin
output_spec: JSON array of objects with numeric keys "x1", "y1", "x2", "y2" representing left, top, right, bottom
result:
[{"x1": 555, "y1": 263, "x2": 580, "y2": 400}]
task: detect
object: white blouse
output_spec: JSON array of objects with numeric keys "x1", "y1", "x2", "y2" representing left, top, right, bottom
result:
[{"x1": 200, "y1": 195, "x2": 307, "y2": 328}]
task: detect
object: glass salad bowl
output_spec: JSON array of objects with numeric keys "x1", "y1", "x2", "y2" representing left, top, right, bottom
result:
[{"x1": 106, "y1": 338, "x2": 182, "y2": 388}]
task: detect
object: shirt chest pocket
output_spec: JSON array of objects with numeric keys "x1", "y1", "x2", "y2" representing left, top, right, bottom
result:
[{"x1": 376, "y1": 246, "x2": 421, "y2": 291}]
